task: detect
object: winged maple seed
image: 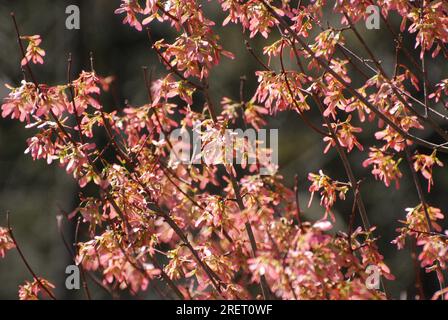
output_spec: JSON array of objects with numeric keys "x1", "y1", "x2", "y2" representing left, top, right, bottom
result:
[{"x1": 20, "y1": 35, "x2": 45, "y2": 66}]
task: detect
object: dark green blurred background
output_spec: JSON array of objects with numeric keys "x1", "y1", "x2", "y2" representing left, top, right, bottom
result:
[{"x1": 0, "y1": 0, "x2": 447, "y2": 299}]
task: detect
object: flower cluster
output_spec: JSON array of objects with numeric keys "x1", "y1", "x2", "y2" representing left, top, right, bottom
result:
[
  {"x1": 393, "y1": 205, "x2": 448, "y2": 296},
  {"x1": 18, "y1": 278, "x2": 55, "y2": 300},
  {"x1": 413, "y1": 151, "x2": 443, "y2": 192},
  {"x1": 20, "y1": 35, "x2": 45, "y2": 66},
  {"x1": 254, "y1": 71, "x2": 309, "y2": 114},
  {"x1": 363, "y1": 147, "x2": 403, "y2": 188},
  {"x1": 323, "y1": 115, "x2": 363, "y2": 153},
  {"x1": 308, "y1": 170, "x2": 349, "y2": 220}
]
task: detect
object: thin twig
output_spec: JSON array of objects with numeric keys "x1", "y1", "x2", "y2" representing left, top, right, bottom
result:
[{"x1": 6, "y1": 212, "x2": 57, "y2": 300}]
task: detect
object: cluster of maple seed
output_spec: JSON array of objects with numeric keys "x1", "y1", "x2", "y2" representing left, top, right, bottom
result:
[{"x1": 1, "y1": 0, "x2": 448, "y2": 300}]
